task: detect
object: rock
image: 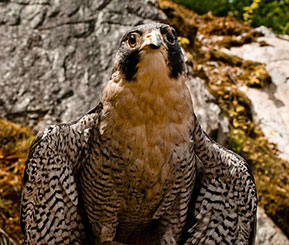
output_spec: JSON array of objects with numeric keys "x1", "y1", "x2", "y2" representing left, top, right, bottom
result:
[
  {"x1": 185, "y1": 63, "x2": 229, "y2": 144},
  {"x1": 0, "y1": 0, "x2": 226, "y2": 139},
  {"x1": 227, "y1": 26, "x2": 289, "y2": 162},
  {"x1": 256, "y1": 207, "x2": 289, "y2": 245},
  {"x1": 0, "y1": 0, "x2": 167, "y2": 130}
]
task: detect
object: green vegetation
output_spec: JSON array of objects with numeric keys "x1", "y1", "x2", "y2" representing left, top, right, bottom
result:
[{"x1": 173, "y1": 0, "x2": 289, "y2": 34}]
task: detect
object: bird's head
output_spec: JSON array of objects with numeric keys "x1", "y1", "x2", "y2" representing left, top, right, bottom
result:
[
  {"x1": 111, "y1": 23, "x2": 185, "y2": 83},
  {"x1": 101, "y1": 23, "x2": 193, "y2": 143}
]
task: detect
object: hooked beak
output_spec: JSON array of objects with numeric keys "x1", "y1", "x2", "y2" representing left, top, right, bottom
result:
[{"x1": 140, "y1": 30, "x2": 162, "y2": 50}]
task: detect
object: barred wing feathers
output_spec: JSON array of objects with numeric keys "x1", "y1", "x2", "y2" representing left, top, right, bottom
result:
[
  {"x1": 20, "y1": 105, "x2": 101, "y2": 244},
  {"x1": 186, "y1": 120, "x2": 257, "y2": 245}
]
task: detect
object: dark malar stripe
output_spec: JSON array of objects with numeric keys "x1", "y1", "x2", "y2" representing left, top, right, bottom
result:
[{"x1": 118, "y1": 49, "x2": 140, "y2": 81}]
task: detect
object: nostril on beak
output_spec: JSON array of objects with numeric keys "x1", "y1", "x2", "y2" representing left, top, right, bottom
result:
[
  {"x1": 140, "y1": 31, "x2": 162, "y2": 50},
  {"x1": 149, "y1": 43, "x2": 160, "y2": 49},
  {"x1": 148, "y1": 34, "x2": 162, "y2": 49}
]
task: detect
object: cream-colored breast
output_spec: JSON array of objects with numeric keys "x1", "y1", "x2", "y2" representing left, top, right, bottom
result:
[{"x1": 100, "y1": 50, "x2": 193, "y2": 202}]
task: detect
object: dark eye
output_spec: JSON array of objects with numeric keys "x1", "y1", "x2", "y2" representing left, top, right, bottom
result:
[
  {"x1": 128, "y1": 33, "x2": 137, "y2": 48},
  {"x1": 166, "y1": 32, "x2": 175, "y2": 45}
]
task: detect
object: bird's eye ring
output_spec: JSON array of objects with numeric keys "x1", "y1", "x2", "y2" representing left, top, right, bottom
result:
[
  {"x1": 166, "y1": 32, "x2": 175, "y2": 45},
  {"x1": 128, "y1": 33, "x2": 137, "y2": 48}
]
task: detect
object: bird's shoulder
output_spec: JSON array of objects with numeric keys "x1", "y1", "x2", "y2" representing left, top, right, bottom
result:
[{"x1": 26, "y1": 102, "x2": 102, "y2": 163}]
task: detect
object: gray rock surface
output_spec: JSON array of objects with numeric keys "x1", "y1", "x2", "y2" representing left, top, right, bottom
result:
[
  {"x1": 0, "y1": 0, "x2": 167, "y2": 130},
  {"x1": 227, "y1": 26, "x2": 289, "y2": 162},
  {"x1": 256, "y1": 207, "x2": 289, "y2": 245},
  {"x1": 185, "y1": 65, "x2": 229, "y2": 145}
]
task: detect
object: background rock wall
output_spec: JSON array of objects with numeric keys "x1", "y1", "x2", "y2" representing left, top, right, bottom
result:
[
  {"x1": 256, "y1": 207, "x2": 289, "y2": 245},
  {"x1": 0, "y1": 0, "x2": 167, "y2": 130}
]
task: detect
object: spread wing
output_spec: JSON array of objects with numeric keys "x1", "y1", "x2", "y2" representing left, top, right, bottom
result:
[
  {"x1": 20, "y1": 104, "x2": 102, "y2": 244},
  {"x1": 185, "y1": 118, "x2": 257, "y2": 244}
]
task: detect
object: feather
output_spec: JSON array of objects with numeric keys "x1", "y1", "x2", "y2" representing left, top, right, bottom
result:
[
  {"x1": 20, "y1": 104, "x2": 101, "y2": 244},
  {"x1": 185, "y1": 119, "x2": 257, "y2": 244}
]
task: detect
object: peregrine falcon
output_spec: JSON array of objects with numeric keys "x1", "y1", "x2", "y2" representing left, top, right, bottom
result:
[{"x1": 20, "y1": 23, "x2": 257, "y2": 244}]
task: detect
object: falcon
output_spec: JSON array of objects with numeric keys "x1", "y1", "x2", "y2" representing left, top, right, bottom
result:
[{"x1": 20, "y1": 23, "x2": 257, "y2": 244}]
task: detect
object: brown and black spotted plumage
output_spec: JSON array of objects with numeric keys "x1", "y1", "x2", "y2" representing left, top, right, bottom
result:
[{"x1": 20, "y1": 23, "x2": 257, "y2": 244}]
